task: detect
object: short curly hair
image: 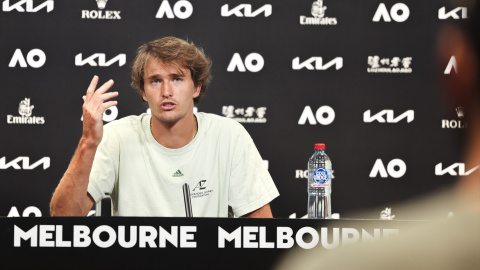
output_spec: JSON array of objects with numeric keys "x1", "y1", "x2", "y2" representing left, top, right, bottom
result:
[{"x1": 131, "y1": 37, "x2": 212, "y2": 104}]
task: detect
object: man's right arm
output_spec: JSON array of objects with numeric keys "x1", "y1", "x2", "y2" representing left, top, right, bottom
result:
[{"x1": 50, "y1": 76, "x2": 118, "y2": 216}]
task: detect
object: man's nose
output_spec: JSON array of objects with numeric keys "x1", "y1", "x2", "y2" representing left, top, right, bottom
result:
[{"x1": 160, "y1": 82, "x2": 172, "y2": 97}]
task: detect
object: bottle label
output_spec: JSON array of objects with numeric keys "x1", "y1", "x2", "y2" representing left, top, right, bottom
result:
[{"x1": 312, "y1": 168, "x2": 330, "y2": 187}]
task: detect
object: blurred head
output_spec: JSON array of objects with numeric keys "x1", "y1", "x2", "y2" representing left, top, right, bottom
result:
[
  {"x1": 438, "y1": 1, "x2": 480, "y2": 208},
  {"x1": 437, "y1": 1, "x2": 479, "y2": 130},
  {"x1": 131, "y1": 37, "x2": 212, "y2": 104}
]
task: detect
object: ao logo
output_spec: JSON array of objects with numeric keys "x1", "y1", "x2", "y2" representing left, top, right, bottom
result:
[
  {"x1": 81, "y1": 106, "x2": 118, "y2": 122},
  {"x1": 298, "y1": 106, "x2": 335, "y2": 125},
  {"x1": 373, "y1": 3, "x2": 409, "y2": 22},
  {"x1": 292, "y1": 57, "x2": 343, "y2": 70},
  {"x1": 227, "y1": 53, "x2": 264, "y2": 72},
  {"x1": 8, "y1": 206, "x2": 42, "y2": 217},
  {"x1": 9, "y1": 49, "x2": 46, "y2": 68},
  {"x1": 221, "y1": 4, "x2": 272, "y2": 17},
  {"x1": 444, "y1": 56, "x2": 457, "y2": 74},
  {"x1": 156, "y1": 0, "x2": 193, "y2": 19},
  {"x1": 2, "y1": 0, "x2": 53, "y2": 13},
  {"x1": 439, "y1": 7, "x2": 468, "y2": 20},
  {"x1": 369, "y1": 159, "x2": 406, "y2": 178}
]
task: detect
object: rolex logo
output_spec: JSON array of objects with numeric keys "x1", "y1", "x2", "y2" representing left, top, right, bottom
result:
[
  {"x1": 442, "y1": 107, "x2": 467, "y2": 129},
  {"x1": 97, "y1": 0, "x2": 108, "y2": 9},
  {"x1": 172, "y1": 170, "x2": 184, "y2": 177},
  {"x1": 456, "y1": 106, "x2": 464, "y2": 119}
]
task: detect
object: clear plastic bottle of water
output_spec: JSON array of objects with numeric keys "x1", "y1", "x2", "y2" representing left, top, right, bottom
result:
[{"x1": 307, "y1": 143, "x2": 332, "y2": 219}]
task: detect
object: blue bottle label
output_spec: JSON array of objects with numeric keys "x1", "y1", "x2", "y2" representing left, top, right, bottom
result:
[{"x1": 312, "y1": 168, "x2": 330, "y2": 187}]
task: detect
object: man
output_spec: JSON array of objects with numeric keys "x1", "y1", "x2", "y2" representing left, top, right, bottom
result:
[
  {"x1": 276, "y1": 1, "x2": 480, "y2": 269},
  {"x1": 50, "y1": 37, "x2": 279, "y2": 217}
]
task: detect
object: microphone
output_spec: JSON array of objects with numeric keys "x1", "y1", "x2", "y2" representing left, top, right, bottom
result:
[
  {"x1": 95, "y1": 194, "x2": 112, "y2": 217},
  {"x1": 183, "y1": 183, "x2": 193, "y2": 217}
]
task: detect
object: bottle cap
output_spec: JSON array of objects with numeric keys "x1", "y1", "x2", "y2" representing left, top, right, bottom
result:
[{"x1": 314, "y1": 143, "x2": 325, "y2": 150}]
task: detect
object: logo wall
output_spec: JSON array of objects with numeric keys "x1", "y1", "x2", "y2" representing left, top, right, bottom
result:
[
  {"x1": 300, "y1": 0, "x2": 337, "y2": 25},
  {"x1": 222, "y1": 106, "x2": 267, "y2": 123},
  {"x1": 438, "y1": 7, "x2": 468, "y2": 20},
  {"x1": 2, "y1": 0, "x2": 53, "y2": 12},
  {"x1": 296, "y1": 170, "x2": 309, "y2": 179},
  {"x1": 227, "y1": 53, "x2": 264, "y2": 72},
  {"x1": 435, "y1": 163, "x2": 478, "y2": 176},
  {"x1": 75, "y1": 53, "x2": 126, "y2": 67},
  {"x1": 7, "y1": 98, "x2": 45, "y2": 124},
  {"x1": 9, "y1": 49, "x2": 46, "y2": 68},
  {"x1": 444, "y1": 56, "x2": 457, "y2": 74},
  {"x1": 156, "y1": 0, "x2": 193, "y2": 19},
  {"x1": 298, "y1": 106, "x2": 335, "y2": 125},
  {"x1": 372, "y1": 3, "x2": 410, "y2": 22},
  {"x1": 442, "y1": 106, "x2": 466, "y2": 129},
  {"x1": 7, "y1": 206, "x2": 42, "y2": 217},
  {"x1": 367, "y1": 56, "x2": 412, "y2": 73},
  {"x1": 369, "y1": 159, "x2": 406, "y2": 178},
  {"x1": 0, "y1": 156, "x2": 50, "y2": 170},
  {"x1": 221, "y1": 4, "x2": 272, "y2": 17},
  {"x1": 82, "y1": 0, "x2": 121, "y2": 19},
  {"x1": 364, "y1": 110, "x2": 414, "y2": 123},
  {"x1": 292, "y1": 57, "x2": 343, "y2": 70}
]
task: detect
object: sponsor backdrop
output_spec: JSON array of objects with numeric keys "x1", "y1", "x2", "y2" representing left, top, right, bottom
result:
[{"x1": 0, "y1": 0, "x2": 468, "y2": 219}]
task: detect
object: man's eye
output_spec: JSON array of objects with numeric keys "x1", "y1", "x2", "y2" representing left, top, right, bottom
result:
[{"x1": 174, "y1": 78, "x2": 182, "y2": 82}]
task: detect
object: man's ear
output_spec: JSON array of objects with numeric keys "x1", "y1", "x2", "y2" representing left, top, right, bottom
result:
[
  {"x1": 141, "y1": 89, "x2": 147, "y2": 102},
  {"x1": 193, "y1": 85, "x2": 201, "y2": 98},
  {"x1": 438, "y1": 25, "x2": 479, "y2": 107}
]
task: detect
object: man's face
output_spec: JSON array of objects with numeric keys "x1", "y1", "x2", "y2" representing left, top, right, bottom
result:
[{"x1": 142, "y1": 58, "x2": 200, "y2": 125}]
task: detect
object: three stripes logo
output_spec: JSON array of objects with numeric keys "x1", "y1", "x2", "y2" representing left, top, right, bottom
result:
[{"x1": 172, "y1": 170, "x2": 184, "y2": 177}]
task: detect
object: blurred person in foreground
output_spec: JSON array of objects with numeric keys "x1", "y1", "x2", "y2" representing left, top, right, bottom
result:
[
  {"x1": 276, "y1": 2, "x2": 480, "y2": 269},
  {"x1": 50, "y1": 37, "x2": 279, "y2": 217}
]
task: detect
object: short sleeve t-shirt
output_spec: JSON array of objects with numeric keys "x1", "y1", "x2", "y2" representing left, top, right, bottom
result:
[{"x1": 87, "y1": 112, "x2": 279, "y2": 217}]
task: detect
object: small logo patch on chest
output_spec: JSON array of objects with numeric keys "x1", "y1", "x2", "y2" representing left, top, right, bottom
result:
[{"x1": 172, "y1": 170, "x2": 184, "y2": 177}]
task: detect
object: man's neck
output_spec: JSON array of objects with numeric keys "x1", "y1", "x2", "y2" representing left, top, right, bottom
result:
[{"x1": 150, "y1": 113, "x2": 198, "y2": 149}]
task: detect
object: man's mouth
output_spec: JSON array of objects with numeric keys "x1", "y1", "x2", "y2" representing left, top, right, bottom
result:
[{"x1": 161, "y1": 101, "x2": 176, "y2": 110}]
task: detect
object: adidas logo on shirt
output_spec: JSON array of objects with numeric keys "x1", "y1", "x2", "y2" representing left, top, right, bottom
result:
[{"x1": 172, "y1": 170, "x2": 184, "y2": 177}]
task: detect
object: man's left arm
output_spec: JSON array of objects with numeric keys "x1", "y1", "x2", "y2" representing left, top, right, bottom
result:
[
  {"x1": 228, "y1": 122, "x2": 279, "y2": 218},
  {"x1": 242, "y1": 204, "x2": 273, "y2": 218}
]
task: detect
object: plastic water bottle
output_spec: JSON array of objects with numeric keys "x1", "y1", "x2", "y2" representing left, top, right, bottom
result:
[{"x1": 307, "y1": 143, "x2": 332, "y2": 219}]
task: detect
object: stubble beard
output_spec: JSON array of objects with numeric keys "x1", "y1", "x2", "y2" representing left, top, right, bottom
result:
[{"x1": 152, "y1": 104, "x2": 193, "y2": 127}]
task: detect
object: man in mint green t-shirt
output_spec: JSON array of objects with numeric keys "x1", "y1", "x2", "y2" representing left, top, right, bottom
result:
[{"x1": 50, "y1": 37, "x2": 279, "y2": 217}]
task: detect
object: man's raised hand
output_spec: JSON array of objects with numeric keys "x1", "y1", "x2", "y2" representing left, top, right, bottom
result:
[{"x1": 81, "y1": 75, "x2": 118, "y2": 147}]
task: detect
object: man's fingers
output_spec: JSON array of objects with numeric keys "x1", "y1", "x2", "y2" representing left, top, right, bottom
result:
[
  {"x1": 85, "y1": 75, "x2": 99, "y2": 102},
  {"x1": 101, "y1": 91, "x2": 119, "y2": 100},
  {"x1": 92, "y1": 79, "x2": 115, "y2": 98},
  {"x1": 85, "y1": 77, "x2": 114, "y2": 104},
  {"x1": 84, "y1": 100, "x2": 118, "y2": 122},
  {"x1": 87, "y1": 91, "x2": 119, "y2": 112},
  {"x1": 89, "y1": 79, "x2": 114, "y2": 106},
  {"x1": 98, "y1": 101, "x2": 118, "y2": 114}
]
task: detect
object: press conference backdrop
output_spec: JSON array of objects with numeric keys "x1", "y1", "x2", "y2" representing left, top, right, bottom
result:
[{"x1": 0, "y1": 0, "x2": 468, "y2": 219}]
